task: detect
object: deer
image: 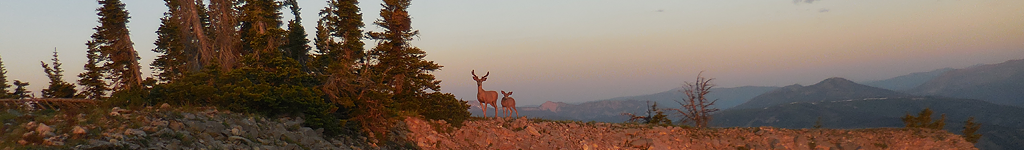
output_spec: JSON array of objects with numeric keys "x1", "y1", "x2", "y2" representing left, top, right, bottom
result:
[
  {"x1": 472, "y1": 70, "x2": 499, "y2": 118},
  {"x1": 501, "y1": 91, "x2": 519, "y2": 118}
]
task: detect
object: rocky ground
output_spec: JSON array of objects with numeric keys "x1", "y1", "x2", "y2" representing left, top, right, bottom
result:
[
  {"x1": 405, "y1": 117, "x2": 977, "y2": 150},
  {"x1": 0, "y1": 104, "x2": 400, "y2": 150},
  {"x1": 3, "y1": 105, "x2": 977, "y2": 150}
]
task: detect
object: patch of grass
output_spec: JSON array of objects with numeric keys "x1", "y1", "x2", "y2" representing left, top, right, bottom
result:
[{"x1": 874, "y1": 143, "x2": 888, "y2": 148}]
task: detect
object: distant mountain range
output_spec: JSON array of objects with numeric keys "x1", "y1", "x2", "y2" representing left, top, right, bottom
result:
[
  {"x1": 730, "y1": 77, "x2": 906, "y2": 110},
  {"x1": 862, "y1": 68, "x2": 954, "y2": 91},
  {"x1": 909, "y1": 59, "x2": 1024, "y2": 107},
  {"x1": 599, "y1": 86, "x2": 778, "y2": 110},
  {"x1": 468, "y1": 58, "x2": 1024, "y2": 149},
  {"x1": 717, "y1": 75, "x2": 1024, "y2": 149},
  {"x1": 714, "y1": 97, "x2": 1024, "y2": 150}
]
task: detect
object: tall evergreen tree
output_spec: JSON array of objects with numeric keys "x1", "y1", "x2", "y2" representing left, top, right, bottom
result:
[
  {"x1": 12, "y1": 80, "x2": 31, "y2": 99},
  {"x1": 41, "y1": 49, "x2": 78, "y2": 98},
  {"x1": 282, "y1": 0, "x2": 311, "y2": 68},
  {"x1": 152, "y1": 9, "x2": 189, "y2": 82},
  {"x1": 0, "y1": 54, "x2": 11, "y2": 98},
  {"x1": 209, "y1": 0, "x2": 242, "y2": 71},
  {"x1": 316, "y1": 0, "x2": 365, "y2": 107},
  {"x1": 171, "y1": 0, "x2": 216, "y2": 71},
  {"x1": 93, "y1": 0, "x2": 144, "y2": 90},
  {"x1": 239, "y1": 0, "x2": 285, "y2": 59},
  {"x1": 367, "y1": 0, "x2": 442, "y2": 97},
  {"x1": 79, "y1": 40, "x2": 109, "y2": 99}
]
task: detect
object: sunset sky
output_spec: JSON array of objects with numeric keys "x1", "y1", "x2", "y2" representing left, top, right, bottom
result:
[{"x1": 1, "y1": 0, "x2": 1022, "y2": 105}]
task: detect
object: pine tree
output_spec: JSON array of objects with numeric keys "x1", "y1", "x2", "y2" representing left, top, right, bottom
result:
[
  {"x1": 209, "y1": 0, "x2": 242, "y2": 71},
  {"x1": 315, "y1": 0, "x2": 364, "y2": 67},
  {"x1": 315, "y1": 0, "x2": 365, "y2": 107},
  {"x1": 902, "y1": 108, "x2": 946, "y2": 130},
  {"x1": 282, "y1": 0, "x2": 311, "y2": 68},
  {"x1": 93, "y1": 0, "x2": 144, "y2": 90},
  {"x1": 239, "y1": 0, "x2": 285, "y2": 59},
  {"x1": 12, "y1": 80, "x2": 31, "y2": 99},
  {"x1": 962, "y1": 117, "x2": 982, "y2": 143},
  {"x1": 367, "y1": 0, "x2": 442, "y2": 97},
  {"x1": 41, "y1": 49, "x2": 78, "y2": 98},
  {"x1": 152, "y1": 9, "x2": 189, "y2": 82},
  {"x1": 0, "y1": 54, "x2": 11, "y2": 98},
  {"x1": 79, "y1": 40, "x2": 109, "y2": 99}
]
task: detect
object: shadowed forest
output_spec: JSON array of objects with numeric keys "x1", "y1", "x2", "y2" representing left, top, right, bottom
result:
[{"x1": 0, "y1": 0, "x2": 471, "y2": 138}]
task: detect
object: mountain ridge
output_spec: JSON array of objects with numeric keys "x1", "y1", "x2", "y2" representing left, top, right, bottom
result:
[
  {"x1": 909, "y1": 58, "x2": 1024, "y2": 107},
  {"x1": 732, "y1": 77, "x2": 906, "y2": 110}
]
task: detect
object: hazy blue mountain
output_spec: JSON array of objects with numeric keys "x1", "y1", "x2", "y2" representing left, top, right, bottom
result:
[
  {"x1": 601, "y1": 86, "x2": 778, "y2": 110},
  {"x1": 732, "y1": 77, "x2": 907, "y2": 110},
  {"x1": 863, "y1": 68, "x2": 954, "y2": 91},
  {"x1": 713, "y1": 97, "x2": 1024, "y2": 150},
  {"x1": 910, "y1": 59, "x2": 1024, "y2": 107}
]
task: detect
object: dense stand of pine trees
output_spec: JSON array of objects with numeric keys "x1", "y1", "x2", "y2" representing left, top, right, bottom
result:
[{"x1": 0, "y1": 0, "x2": 469, "y2": 137}]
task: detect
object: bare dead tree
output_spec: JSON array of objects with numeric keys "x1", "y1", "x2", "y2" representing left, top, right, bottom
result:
[{"x1": 672, "y1": 71, "x2": 718, "y2": 128}]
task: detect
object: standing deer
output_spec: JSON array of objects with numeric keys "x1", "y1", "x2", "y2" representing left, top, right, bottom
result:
[
  {"x1": 472, "y1": 70, "x2": 499, "y2": 118},
  {"x1": 501, "y1": 91, "x2": 519, "y2": 118}
]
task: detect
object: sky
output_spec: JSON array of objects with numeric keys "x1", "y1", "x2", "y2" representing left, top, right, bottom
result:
[{"x1": 1, "y1": 0, "x2": 1022, "y2": 106}]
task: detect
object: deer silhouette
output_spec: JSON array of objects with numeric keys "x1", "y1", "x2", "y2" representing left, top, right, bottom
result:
[
  {"x1": 472, "y1": 70, "x2": 499, "y2": 118},
  {"x1": 501, "y1": 91, "x2": 519, "y2": 118}
]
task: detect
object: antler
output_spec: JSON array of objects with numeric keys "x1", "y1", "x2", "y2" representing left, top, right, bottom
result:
[
  {"x1": 483, "y1": 71, "x2": 490, "y2": 78},
  {"x1": 472, "y1": 70, "x2": 477, "y2": 77}
]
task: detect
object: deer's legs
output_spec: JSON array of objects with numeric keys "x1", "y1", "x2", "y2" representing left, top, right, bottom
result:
[
  {"x1": 513, "y1": 107, "x2": 519, "y2": 118},
  {"x1": 479, "y1": 102, "x2": 487, "y2": 118}
]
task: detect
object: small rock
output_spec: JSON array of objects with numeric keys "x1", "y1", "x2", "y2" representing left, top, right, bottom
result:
[
  {"x1": 16, "y1": 140, "x2": 27, "y2": 145},
  {"x1": 35, "y1": 123, "x2": 53, "y2": 136},
  {"x1": 525, "y1": 126, "x2": 541, "y2": 136},
  {"x1": 142, "y1": 126, "x2": 159, "y2": 133},
  {"x1": 72, "y1": 126, "x2": 87, "y2": 136},
  {"x1": 169, "y1": 121, "x2": 184, "y2": 131},
  {"x1": 25, "y1": 122, "x2": 38, "y2": 130},
  {"x1": 160, "y1": 103, "x2": 171, "y2": 109},
  {"x1": 229, "y1": 136, "x2": 254, "y2": 145},
  {"x1": 125, "y1": 129, "x2": 147, "y2": 137},
  {"x1": 232, "y1": 128, "x2": 242, "y2": 136}
]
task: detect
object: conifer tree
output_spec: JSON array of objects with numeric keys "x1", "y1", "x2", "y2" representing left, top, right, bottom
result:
[
  {"x1": 79, "y1": 40, "x2": 109, "y2": 99},
  {"x1": 239, "y1": 0, "x2": 285, "y2": 59},
  {"x1": 12, "y1": 80, "x2": 31, "y2": 99},
  {"x1": 902, "y1": 108, "x2": 946, "y2": 130},
  {"x1": 209, "y1": 0, "x2": 242, "y2": 70},
  {"x1": 962, "y1": 117, "x2": 982, "y2": 143},
  {"x1": 93, "y1": 0, "x2": 144, "y2": 90},
  {"x1": 171, "y1": 0, "x2": 216, "y2": 71},
  {"x1": 41, "y1": 49, "x2": 78, "y2": 98},
  {"x1": 316, "y1": 0, "x2": 365, "y2": 107},
  {"x1": 282, "y1": 0, "x2": 311, "y2": 68},
  {"x1": 367, "y1": 0, "x2": 442, "y2": 97},
  {"x1": 152, "y1": 9, "x2": 189, "y2": 82},
  {"x1": 0, "y1": 54, "x2": 11, "y2": 98}
]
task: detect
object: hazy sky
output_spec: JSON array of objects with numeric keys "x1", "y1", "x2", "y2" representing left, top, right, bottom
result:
[{"x1": 1, "y1": 0, "x2": 1022, "y2": 105}]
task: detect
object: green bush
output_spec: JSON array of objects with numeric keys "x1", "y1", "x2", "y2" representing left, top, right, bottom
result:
[
  {"x1": 146, "y1": 57, "x2": 343, "y2": 136},
  {"x1": 414, "y1": 92, "x2": 471, "y2": 127}
]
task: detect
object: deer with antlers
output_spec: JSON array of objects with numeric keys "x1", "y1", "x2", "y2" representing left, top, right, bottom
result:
[
  {"x1": 472, "y1": 70, "x2": 499, "y2": 118},
  {"x1": 501, "y1": 91, "x2": 519, "y2": 118}
]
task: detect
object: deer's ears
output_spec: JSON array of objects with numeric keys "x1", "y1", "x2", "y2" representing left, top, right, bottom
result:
[{"x1": 501, "y1": 91, "x2": 507, "y2": 95}]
